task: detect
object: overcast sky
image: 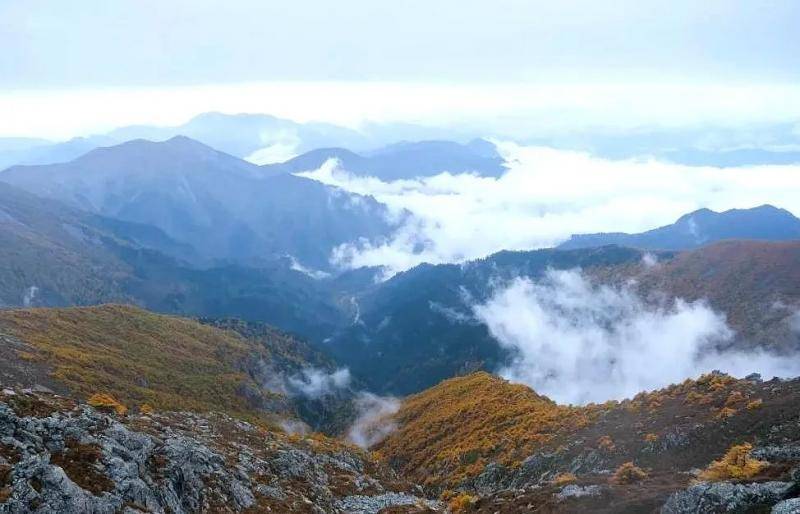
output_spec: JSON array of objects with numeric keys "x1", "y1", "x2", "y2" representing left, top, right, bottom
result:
[{"x1": 1, "y1": 1, "x2": 799, "y2": 138}]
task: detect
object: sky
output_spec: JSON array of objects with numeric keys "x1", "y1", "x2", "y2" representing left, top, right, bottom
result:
[{"x1": 1, "y1": 1, "x2": 800, "y2": 138}]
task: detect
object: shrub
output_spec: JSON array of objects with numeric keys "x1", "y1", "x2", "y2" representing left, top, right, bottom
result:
[
  {"x1": 715, "y1": 407, "x2": 737, "y2": 419},
  {"x1": 139, "y1": 403, "x2": 154, "y2": 415},
  {"x1": 697, "y1": 443, "x2": 766, "y2": 481},
  {"x1": 644, "y1": 433, "x2": 659, "y2": 443},
  {"x1": 612, "y1": 462, "x2": 648, "y2": 484},
  {"x1": 746, "y1": 399, "x2": 763, "y2": 410},
  {"x1": 597, "y1": 435, "x2": 616, "y2": 451},
  {"x1": 87, "y1": 393, "x2": 127, "y2": 416},
  {"x1": 447, "y1": 492, "x2": 477, "y2": 512},
  {"x1": 552, "y1": 472, "x2": 577, "y2": 486}
]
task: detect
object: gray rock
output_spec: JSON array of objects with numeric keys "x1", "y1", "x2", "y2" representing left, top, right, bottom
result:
[
  {"x1": 773, "y1": 498, "x2": 800, "y2": 514},
  {"x1": 662, "y1": 481, "x2": 793, "y2": 513},
  {"x1": 555, "y1": 484, "x2": 604, "y2": 501},
  {"x1": 336, "y1": 492, "x2": 441, "y2": 513}
]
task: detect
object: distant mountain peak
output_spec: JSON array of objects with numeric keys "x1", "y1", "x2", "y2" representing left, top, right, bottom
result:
[{"x1": 560, "y1": 204, "x2": 800, "y2": 251}]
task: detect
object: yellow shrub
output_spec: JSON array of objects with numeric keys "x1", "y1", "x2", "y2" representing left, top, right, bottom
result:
[
  {"x1": 88, "y1": 393, "x2": 127, "y2": 416},
  {"x1": 597, "y1": 435, "x2": 616, "y2": 451},
  {"x1": 697, "y1": 443, "x2": 766, "y2": 481},
  {"x1": 612, "y1": 462, "x2": 648, "y2": 484},
  {"x1": 644, "y1": 433, "x2": 659, "y2": 443},
  {"x1": 746, "y1": 399, "x2": 763, "y2": 410},
  {"x1": 715, "y1": 407, "x2": 737, "y2": 419},
  {"x1": 447, "y1": 493, "x2": 477, "y2": 512},
  {"x1": 139, "y1": 403, "x2": 154, "y2": 415},
  {"x1": 552, "y1": 472, "x2": 577, "y2": 486}
]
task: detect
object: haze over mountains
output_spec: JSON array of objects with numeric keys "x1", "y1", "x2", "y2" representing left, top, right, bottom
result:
[{"x1": 1, "y1": 136, "x2": 394, "y2": 270}]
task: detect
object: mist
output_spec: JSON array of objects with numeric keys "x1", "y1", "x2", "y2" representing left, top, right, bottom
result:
[
  {"x1": 346, "y1": 392, "x2": 401, "y2": 448},
  {"x1": 472, "y1": 269, "x2": 800, "y2": 405},
  {"x1": 299, "y1": 144, "x2": 800, "y2": 276}
]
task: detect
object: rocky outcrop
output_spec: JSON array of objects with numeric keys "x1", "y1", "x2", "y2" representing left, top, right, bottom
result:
[
  {"x1": 661, "y1": 481, "x2": 794, "y2": 513},
  {"x1": 0, "y1": 388, "x2": 436, "y2": 513}
]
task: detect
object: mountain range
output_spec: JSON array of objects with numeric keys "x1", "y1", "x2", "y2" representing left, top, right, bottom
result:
[
  {"x1": 264, "y1": 139, "x2": 507, "y2": 180},
  {"x1": 1, "y1": 136, "x2": 394, "y2": 270},
  {"x1": 559, "y1": 204, "x2": 800, "y2": 251}
]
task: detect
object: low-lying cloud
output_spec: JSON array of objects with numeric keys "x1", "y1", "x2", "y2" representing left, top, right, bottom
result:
[
  {"x1": 473, "y1": 269, "x2": 800, "y2": 404},
  {"x1": 286, "y1": 367, "x2": 351, "y2": 399},
  {"x1": 346, "y1": 392, "x2": 401, "y2": 448},
  {"x1": 299, "y1": 144, "x2": 800, "y2": 276}
]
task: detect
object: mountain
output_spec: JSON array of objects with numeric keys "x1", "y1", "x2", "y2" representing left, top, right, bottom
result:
[
  {"x1": 0, "y1": 136, "x2": 395, "y2": 270},
  {"x1": 326, "y1": 240, "x2": 800, "y2": 396},
  {"x1": 0, "y1": 180, "x2": 357, "y2": 339},
  {"x1": 326, "y1": 246, "x2": 649, "y2": 395},
  {"x1": 263, "y1": 139, "x2": 507, "y2": 180},
  {"x1": 559, "y1": 205, "x2": 800, "y2": 251},
  {"x1": 625, "y1": 239, "x2": 800, "y2": 352},
  {"x1": 375, "y1": 371, "x2": 800, "y2": 512},
  {"x1": 0, "y1": 113, "x2": 374, "y2": 169}
]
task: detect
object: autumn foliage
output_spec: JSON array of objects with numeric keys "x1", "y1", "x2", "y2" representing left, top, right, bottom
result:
[
  {"x1": 697, "y1": 443, "x2": 766, "y2": 482},
  {"x1": 374, "y1": 372, "x2": 598, "y2": 486},
  {"x1": 87, "y1": 393, "x2": 127, "y2": 416},
  {"x1": 612, "y1": 462, "x2": 648, "y2": 484}
]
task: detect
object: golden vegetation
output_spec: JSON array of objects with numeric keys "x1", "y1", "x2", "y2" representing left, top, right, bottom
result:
[
  {"x1": 746, "y1": 399, "x2": 763, "y2": 410},
  {"x1": 374, "y1": 372, "x2": 598, "y2": 486},
  {"x1": 612, "y1": 462, "x2": 648, "y2": 484},
  {"x1": 446, "y1": 492, "x2": 477, "y2": 512},
  {"x1": 697, "y1": 443, "x2": 767, "y2": 482},
  {"x1": 0, "y1": 305, "x2": 279, "y2": 420},
  {"x1": 87, "y1": 393, "x2": 127, "y2": 416},
  {"x1": 597, "y1": 435, "x2": 616, "y2": 452},
  {"x1": 552, "y1": 472, "x2": 577, "y2": 486}
]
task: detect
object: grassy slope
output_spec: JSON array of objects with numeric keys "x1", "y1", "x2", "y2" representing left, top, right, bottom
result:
[
  {"x1": 375, "y1": 372, "x2": 596, "y2": 485},
  {"x1": 0, "y1": 304, "x2": 281, "y2": 419},
  {"x1": 378, "y1": 371, "x2": 800, "y2": 490}
]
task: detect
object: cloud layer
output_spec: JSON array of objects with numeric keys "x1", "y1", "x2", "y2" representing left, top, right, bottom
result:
[
  {"x1": 473, "y1": 269, "x2": 800, "y2": 404},
  {"x1": 300, "y1": 144, "x2": 800, "y2": 276}
]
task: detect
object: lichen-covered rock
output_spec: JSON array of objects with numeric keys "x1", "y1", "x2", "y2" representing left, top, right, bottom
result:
[
  {"x1": 772, "y1": 497, "x2": 800, "y2": 514},
  {"x1": 661, "y1": 481, "x2": 793, "y2": 514},
  {"x1": 555, "y1": 484, "x2": 604, "y2": 501},
  {"x1": 0, "y1": 388, "x2": 437, "y2": 513},
  {"x1": 335, "y1": 492, "x2": 442, "y2": 513}
]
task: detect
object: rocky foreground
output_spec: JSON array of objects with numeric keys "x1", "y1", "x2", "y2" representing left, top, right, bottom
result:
[
  {"x1": 0, "y1": 387, "x2": 438, "y2": 514},
  {"x1": 5, "y1": 376, "x2": 800, "y2": 513}
]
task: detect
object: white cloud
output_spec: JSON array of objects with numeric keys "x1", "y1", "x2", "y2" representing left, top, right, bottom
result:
[
  {"x1": 472, "y1": 269, "x2": 800, "y2": 404},
  {"x1": 299, "y1": 144, "x2": 800, "y2": 276},
  {"x1": 287, "y1": 367, "x2": 351, "y2": 399},
  {"x1": 346, "y1": 392, "x2": 400, "y2": 448}
]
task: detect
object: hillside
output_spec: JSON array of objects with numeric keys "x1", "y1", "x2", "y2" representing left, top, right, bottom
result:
[
  {"x1": 0, "y1": 305, "x2": 349, "y2": 429},
  {"x1": 0, "y1": 136, "x2": 394, "y2": 270},
  {"x1": 559, "y1": 204, "x2": 800, "y2": 251},
  {"x1": 376, "y1": 371, "x2": 800, "y2": 512},
  {"x1": 0, "y1": 387, "x2": 436, "y2": 513},
  {"x1": 620, "y1": 240, "x2": 800, "y2": 352},
  {"x1": 326, "y1": 246, "x2": 657, "y2": 395}
]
